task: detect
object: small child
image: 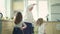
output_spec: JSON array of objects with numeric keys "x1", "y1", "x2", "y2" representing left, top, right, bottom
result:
[{"x1": 34, "y1": 18, "x2": 46, "y2": 34}]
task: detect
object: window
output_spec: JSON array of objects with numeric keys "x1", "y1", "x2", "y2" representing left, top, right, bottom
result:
[{"x1": 38, "y1": 1, "x2": 48, "y2": 21}]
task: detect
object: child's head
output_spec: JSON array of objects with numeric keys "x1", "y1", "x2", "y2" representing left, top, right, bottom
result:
[
  {"x1": 36, "y1": 18, "x2": 43, "y2": 25},
  {"x1": 14, "y1": 12, "x2": 22, "y2": 24}
]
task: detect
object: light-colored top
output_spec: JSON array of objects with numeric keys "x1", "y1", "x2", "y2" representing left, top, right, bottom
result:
[
  {"x1": 15, "y1": 21, "x2": 26, "y2": 28},
  {"x1": 24, "y1": 11, "x2": 34, "y2": 23},
  {"x1": 24, "y1": 4, "x2": 34, "y2": 23},
  {"x1": 38, "y1": 23, "x2": 46, "y2": 34}
]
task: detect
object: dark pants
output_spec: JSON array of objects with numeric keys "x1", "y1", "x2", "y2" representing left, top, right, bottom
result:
[
  {"x1": 23, "y1": 22, "x2": 34, "y2": 34},
  {"x1": 13, "y1": 27, "x2": 23, "y2": 34}
]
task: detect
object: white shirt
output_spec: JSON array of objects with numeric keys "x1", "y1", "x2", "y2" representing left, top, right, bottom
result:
[
  {"x1": 15, "y1": 21, "x2": 26, "y2": 28},
  {"x1": 24, "y1": 4, "x2": 34, "y2": 23},
  {"x1": 38, "y1": 23, "x2": 46, "y2": 34},
  {"x1": 24, "y1": 11, "x2": 34, "y2": 23}
]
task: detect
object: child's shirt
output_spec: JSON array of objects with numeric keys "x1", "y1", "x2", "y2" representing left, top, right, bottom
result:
[{"x1": 38, "y1": 23, "x2": 46, "y2": 34}]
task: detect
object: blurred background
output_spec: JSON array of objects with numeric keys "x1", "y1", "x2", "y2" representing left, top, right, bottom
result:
[{"x1": 0, "y1": 0, "x2": 60, "y2": 34}]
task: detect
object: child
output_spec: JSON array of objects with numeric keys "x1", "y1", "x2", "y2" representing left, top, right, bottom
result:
[
  {"x1": 13, "y1": 12, "x2": 27, "y2": 34},
  {"x1": 34, "y1": 18, "x2": 46, "y2": 34}
]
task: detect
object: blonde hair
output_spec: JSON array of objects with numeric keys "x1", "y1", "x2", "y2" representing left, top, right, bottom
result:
[{"x1": 36, "y1": 18, "x2": 43, "y2": 26}]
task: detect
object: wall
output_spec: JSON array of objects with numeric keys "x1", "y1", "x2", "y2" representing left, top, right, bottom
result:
[
  {"x1": 48, "y1": 0, "x2": 60, "y2": 21},
  {"x1": 0, "y1": 0, "x2": 12, "y2": 18},
  {"x1": 12, "y1": 0, "x2": 24, "y2": 18},
  {"x1": 0, "y1": 0, "x2": 6, "y2": 17},
  {"x1": 13, "y1": 1, "x2": 24, "y2": 10},
  {"x1": 6, "y1": 0, "x2": 12, "y2": 18}
]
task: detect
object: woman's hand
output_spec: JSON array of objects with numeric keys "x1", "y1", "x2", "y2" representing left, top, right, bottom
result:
[
  {"x1": 20, "y1": 26, "x2": 27, "y2": 30},
  {"x1": 22, "y1": 22, "x2": 27, "y2": 30},
  {"x1": 20, "y1": 27, "x2": 23, "y2": 30},
  {"x1": 22, "y1": 26, "x2": 27, "y2": 29}
]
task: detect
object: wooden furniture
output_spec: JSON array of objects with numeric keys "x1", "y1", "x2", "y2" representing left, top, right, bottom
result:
[{"x1": 46, "y1": 21, "x2": 60, "y2": 34}]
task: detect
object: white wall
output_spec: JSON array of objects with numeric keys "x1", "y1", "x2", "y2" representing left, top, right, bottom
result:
[
  {"x1": 0, "y1": 0, "x2": 12, "y2": 18},
  {"x1": 6, "y1": 0, "x2": 12, "y2": 18},
  {"x1": 0, "y1": 0, "x2": 6, "y2": 17},
  {"x1": 49, "y1": 0, "x2": 60, "y2": 5},
  {"x1": 48, "y1": 0, "x2": 60, "y2": 21}
]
